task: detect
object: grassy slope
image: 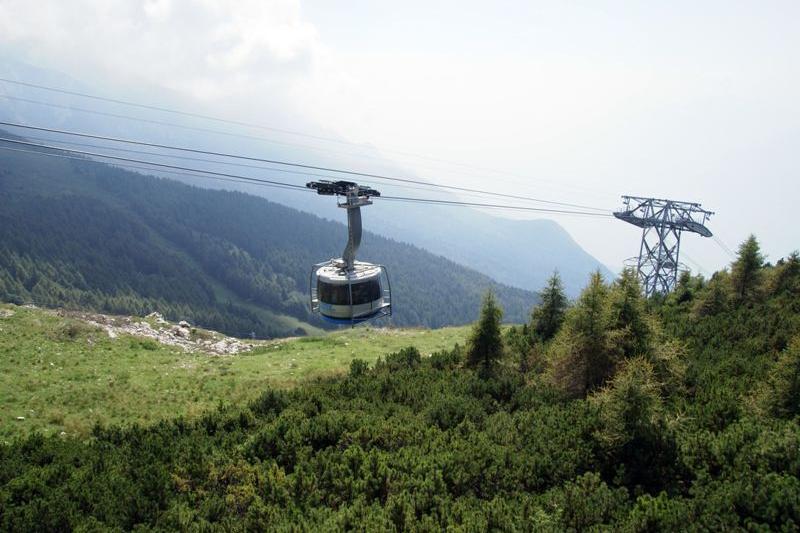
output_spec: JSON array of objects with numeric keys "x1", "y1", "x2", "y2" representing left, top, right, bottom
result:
[{"x1": 0, "y1": 304, "x2": 468, "y2": 441}]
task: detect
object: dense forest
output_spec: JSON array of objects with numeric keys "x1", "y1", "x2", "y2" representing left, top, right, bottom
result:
[
  {"x1": 0, "y1": 137, "x2": 537, "y2": 337},
  {"x1": 1, "y1": 236, "x2": 798, "y2": 530}
]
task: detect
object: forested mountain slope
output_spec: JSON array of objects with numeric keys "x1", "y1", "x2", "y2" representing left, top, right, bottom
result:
[
  {"x1": 0, "y1": 60, "x2": 614, "y2": 296},
  {"x1": 0, "y1": 138, "x2": 537, "y2": 337}
]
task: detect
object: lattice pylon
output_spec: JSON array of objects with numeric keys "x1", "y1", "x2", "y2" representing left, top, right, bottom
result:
[{"x1": 614, "y1": 196, "x2": 713, "y2": 298}]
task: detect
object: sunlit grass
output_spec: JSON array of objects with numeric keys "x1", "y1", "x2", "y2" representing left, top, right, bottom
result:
[{"x1": 0, "y1": 304, "x2": 469, "y2": 441}]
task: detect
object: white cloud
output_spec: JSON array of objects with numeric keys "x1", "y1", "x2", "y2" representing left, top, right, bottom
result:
[{"x1": 0, "y1": 0, "x2": 322, "y2": 103}]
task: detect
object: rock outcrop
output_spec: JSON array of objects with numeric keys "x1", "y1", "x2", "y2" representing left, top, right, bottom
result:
[{"x1": 61, "y1": 310, "x2": 254, "y2": 355}]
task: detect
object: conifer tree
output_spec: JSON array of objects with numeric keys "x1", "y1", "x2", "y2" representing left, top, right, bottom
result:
[
  {"x1": 767, "y1": 251, "x2": 800, "y2": 295},
  {"x1": 531, "y1": 271, "x2": 568, "y2": 342},
  {"x1": 593, "y1": 357, "x2": 663, "y2": 451},
  {"x1": 731, "y1": 235, "x2": 764, "y2": 302},
  {"x1": 466, "y1": 291, "x2": 504, "y2": 373},
  {"x1": 607, "y1": 268, "x2": 651, "y2": 359},
  {"x1": 550, "y1": 271, "x2": 613, "y2": 396}
]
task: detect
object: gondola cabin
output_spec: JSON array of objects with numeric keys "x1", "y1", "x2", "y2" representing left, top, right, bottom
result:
[
  {"x1": 306, "y1": 180, "x2": 393, "y2": 325},
  {"x1": 311, "y1": 261, "x2": 391, "y2": 324}
]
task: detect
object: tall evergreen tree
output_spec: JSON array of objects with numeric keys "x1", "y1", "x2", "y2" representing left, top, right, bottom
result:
[
  {"x1": 731, "y1": 235, "x2": 764, "y2": 302},
  {"x1": 531, "y1": 271, "x2": 568, "y2": 342},
  {"x1": 466, "y1": 291, "x2": 504, "y2": 373},
  {"x1": 550, "y1": 271, "x2": 613, "y2": 396},
  {"x1": 607, "y1": 268, "x2": 651, "y2": 359}
]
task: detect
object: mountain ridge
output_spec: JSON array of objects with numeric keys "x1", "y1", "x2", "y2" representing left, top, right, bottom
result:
[
  {"x1": 0, "y1": 59, "x2": 614, "y2": 296},
  {"x1": 0, "y1": 137, "x2": 538, "y2": 337}
]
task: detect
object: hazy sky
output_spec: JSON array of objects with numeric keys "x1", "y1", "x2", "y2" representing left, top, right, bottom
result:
[{"x1": 1, "y1": 0, "x2": 798, "y2": 274}]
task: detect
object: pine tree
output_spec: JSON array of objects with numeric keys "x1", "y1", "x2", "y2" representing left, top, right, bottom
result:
[
  {"x1": 550, "y1": 271, "x2": 613, "y2": 396},
  {"x1": 531, "y1": 271, "x2": 568, "y2": 342},
  {"x1": 466, "y1": 291, "x2": 504, "y2": 373},
  {"x1": 731, "y1": 235, "x2": 764, "y2": 302},
  {"x1": 607, "y1": 268, "x2": 651, "y2": 359},
  {"x1": 767, "y1": 251, "x2": 800, "y2": 295}
]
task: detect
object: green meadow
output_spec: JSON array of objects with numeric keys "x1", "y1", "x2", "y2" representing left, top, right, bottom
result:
[{"x1": 0, "y1": 304, "x2": 468, "y2": 441}]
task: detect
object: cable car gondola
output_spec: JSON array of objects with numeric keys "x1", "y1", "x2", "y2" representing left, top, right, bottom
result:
[{"x1": 307, "y1": 180, "x2": 392, "y2": 324}]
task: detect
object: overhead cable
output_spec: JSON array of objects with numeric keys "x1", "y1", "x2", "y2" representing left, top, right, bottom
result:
[
  {"x1": 0, "y1": 121, "x2": 611, "y2": 212},
  {"x1": 18, "y1": 134, "x2": 549, "y2": 201},
  {"x1": 0, "y1": 77, "x2": 622, "y2": 197},
  {"x1": 0, "y1": 137, "x2": 308, "y2": 191},
  {"x1": 0, "y1": 145, "x2": 308, "y2": 193},
  {"x1": 0, "y1": 138, "x2": 612, "y2": 217},
  {"x1": 378, "y1": 195, "x2": 612, "y2": 217}
]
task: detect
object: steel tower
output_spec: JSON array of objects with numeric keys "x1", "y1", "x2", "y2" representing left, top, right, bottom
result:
[{"x1": 614, "y1": 196, "x2": 714, "y2": 297}]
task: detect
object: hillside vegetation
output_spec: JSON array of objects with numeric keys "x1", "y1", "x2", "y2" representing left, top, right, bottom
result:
[
  {"x1": 1, "y1": 237, "x2": 798, "y2": 530},
  {"x1": 0, "y1": 138, "x2": 537, "y2": 338},
  {"x1": 0, "y1": 304, "x2": 468, "y2": 441}
]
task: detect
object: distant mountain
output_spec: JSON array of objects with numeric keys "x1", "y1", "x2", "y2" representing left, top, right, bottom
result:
[
  {"x1": 0, "y1": 135, "x2": 538, "y2": 338},
  {"x1": 0, "y1": 60, "x2": 613, "y2": 296}
]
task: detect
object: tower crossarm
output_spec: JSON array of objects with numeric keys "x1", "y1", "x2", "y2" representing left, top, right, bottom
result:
[
  {"x1": 306, "y1": 180, "x2": 380, "y2": 199},
  {"x1": 613, "y1": 196, "x2": 714, "y2": 237}
]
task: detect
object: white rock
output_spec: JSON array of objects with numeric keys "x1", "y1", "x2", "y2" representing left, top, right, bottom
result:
[
  {"x1": 146, "y1": 312, "x2": 168, "y2": 324},
  {"x1": 178, "y1": 320, "x2": 191, "y2": 328},
  {"x1": 212, "y1": 341, "x2": 228, "y2": 352},
  {"x1": 16, "y1": 416, "x2": 25, "y2": 421}
]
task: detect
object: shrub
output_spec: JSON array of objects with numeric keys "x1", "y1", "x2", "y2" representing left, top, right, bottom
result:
[
  {"x1": 384, "y1": 347, "x2": 422, "y2": 371},
  {"x1": 429, "y1": 347, "x2": 462, "y2": 370},
  {"x1": 349, "y1": 358, "x2": 369, "y2": 378}
]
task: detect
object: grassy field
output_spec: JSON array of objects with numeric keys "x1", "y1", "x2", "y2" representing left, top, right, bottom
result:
[{"x1": 0, "y1": 304, "x2": 469, "y2": 441}]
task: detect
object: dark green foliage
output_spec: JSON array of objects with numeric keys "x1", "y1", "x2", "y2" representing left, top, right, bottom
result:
[
  {"x1": 349, "y1": 358, "x2": 370, "y2": 378},
  {"x1": 549, "y1": 270, "x2": 658, "y2": 398},
  {"x1": 1, "y1": 241, "x2": 799, "y2": 530},
  {"x1": 767, "y1": 252, "x2": 800, "y2": 296},
  {"x1": 755, "y1": 337, "x2": 800, "y2": 419},
  {"x1": 731, "y1": 234, "x2": 765, "y2": 302},
  {"x1": 549, "y1": 271, "x2": 614, "y2": 396},
  {"x1": 545, "y1": 472, "x2": 630, "y2": 530},
  {"x1": 466, "y1": 291, "x2": 504, "y2": 373},
  {"x1": 504, "y1": 324, "x2": 535, "y2": 374},
  {"x1": 429, "y1": 346, "x2": 463, "y2": 370},
  {"x1": 531, "y1": 271, "x2": 568, "y2": 342},
  {"x1": 692, "y1": 271, "x2": 731, "y2": 318},
  {"x1": 594, "y1": 358, "x2": 663, "y2": 452},
  {"x1": 607, "y1": 268, "x2": 652, "y2": 359},
  {"x1": 0, "y1": 144, "x2": 536, "y2": 337},
  {"x1": 381, "y1": 346, "x2": 422, "y2": 372}
]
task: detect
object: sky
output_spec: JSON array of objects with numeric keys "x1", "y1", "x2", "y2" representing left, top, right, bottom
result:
[{"x1": 0, "y1": 0, "x2": 798, "y2": 275}]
